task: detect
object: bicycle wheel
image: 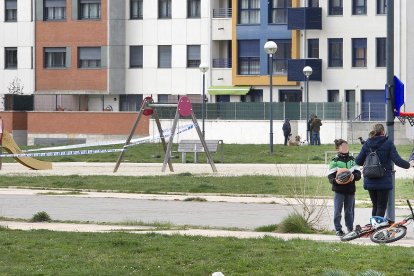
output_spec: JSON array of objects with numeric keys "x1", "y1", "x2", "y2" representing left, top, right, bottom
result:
[
  {"x1": 341, "y1": 230, "x2": 360, "y2": 241},
  {"x1": 370, "y1": 226, "x2": 407, "y2": 243}
]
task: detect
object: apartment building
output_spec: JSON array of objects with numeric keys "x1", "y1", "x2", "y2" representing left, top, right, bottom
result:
[
  {"x1": 0, "y1": 0, "x2": 34, "y2": 110},
  {"x1": 0, "y1": 1, "x2": 412, "y2": 123}
]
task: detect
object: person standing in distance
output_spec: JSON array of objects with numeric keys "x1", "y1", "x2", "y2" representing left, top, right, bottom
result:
[{"x1": 282, "y1": 118, "x2": 291, "y2": 146}]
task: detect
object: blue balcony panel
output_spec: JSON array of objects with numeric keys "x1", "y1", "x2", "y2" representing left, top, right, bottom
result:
[
  {"x1": 287, "y1": 7, "x2": 322, "y2": 30},
  {"x1": 287, "y1": 59, "x2": 322, "y2": 81}
]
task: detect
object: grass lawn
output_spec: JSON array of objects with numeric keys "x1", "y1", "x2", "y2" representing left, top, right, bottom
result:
[
  {"x1": 0, "y1": 175, "x2": 413, "y2": 201},
  {"x1": 1, "y1": 229, "x2": 413, "y2": 275},
  {"x1": 6, "y1": 143, "x2": 413, "y2": 164}
]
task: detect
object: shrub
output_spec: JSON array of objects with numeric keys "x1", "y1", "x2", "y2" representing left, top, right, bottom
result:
[
  {"x1": 278, "y1": 213, "x2": 314, "y2": 234},
  {"x1": 31, "y1": 211, "x2": 51, "y2": 222},
  {"x1": 357, "y1": 270, "x2": 385, "y2": 276}
]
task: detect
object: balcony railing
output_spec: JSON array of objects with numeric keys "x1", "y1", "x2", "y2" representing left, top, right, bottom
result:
[
  {"x1": 213, "y1": 8, "x2": 232, "y2": 18},
  {"x1": 212, "y1": 58, "x2": 232, "y2": 68}
]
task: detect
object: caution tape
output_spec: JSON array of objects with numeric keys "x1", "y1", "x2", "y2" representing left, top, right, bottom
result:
[
  {"x1": 26, "y1": 123, "x2": 194, "y2": 152},
  {"x1": 0, "y1": 148, "x2": 124, "y2": 158}
]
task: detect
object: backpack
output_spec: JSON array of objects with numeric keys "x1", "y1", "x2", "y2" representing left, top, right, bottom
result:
[{"x1": 363, "y1": 147, "x2": 385, "y2": 179}]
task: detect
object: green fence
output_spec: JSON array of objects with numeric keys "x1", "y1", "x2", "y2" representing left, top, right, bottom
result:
[{"x1": 155, "y1": 102, "x2": 382, "y2": 121}]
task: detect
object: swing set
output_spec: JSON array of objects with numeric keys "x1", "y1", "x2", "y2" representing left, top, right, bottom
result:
[{"x1": 113, "y1": 96, "x2": 217, "y2": 173}]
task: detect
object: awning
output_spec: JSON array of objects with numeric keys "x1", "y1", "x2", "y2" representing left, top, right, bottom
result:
[{"x1": 208, "y1": 86, "x2": 251, "y2": 96}]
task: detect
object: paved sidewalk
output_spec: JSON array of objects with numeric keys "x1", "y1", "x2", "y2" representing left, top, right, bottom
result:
[{"x1": 0, "y1": 162, "x2": 413, "y2": 178}]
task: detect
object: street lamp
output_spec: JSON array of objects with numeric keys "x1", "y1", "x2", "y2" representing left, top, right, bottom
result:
[
  {"x1": 264, "y1": 41, "x2": 278, "y2": 153},
  {"x1": 303, "y1": 66, "x2": 313, "y2": 143},
  {"x1": 199, "y1": 63, "x2": 209, "y2": 138}
]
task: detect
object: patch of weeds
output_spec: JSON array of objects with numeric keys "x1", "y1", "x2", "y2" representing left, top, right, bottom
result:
[
  {"x1": 177, "y1": 172, "x2": 193, "y2": 177},
  {"x1": 0, "y1": 225, "x2": 9, "y2": 231},
  {"x1": 57, "y1": 156, "x2": 76, "y2": 162},
  {"x1": 278, "y1": 213, "x2": 315, "y2": 234},
  {"x1": 183, "y1": 197, "x2": 207, "y2": 202},
  {"x1": 255, "y1": 224, "x2": 278, "y2": 232},
  {"x1": 309, "y1": 155, "x2": 323, "y2": 161},
  {"x1": 30, "y1": 211, "x2": 51, "y2": 222}
]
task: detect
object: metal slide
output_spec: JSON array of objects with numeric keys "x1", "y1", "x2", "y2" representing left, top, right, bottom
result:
[{"x1": 1, "y1": 130, "x2": 52, "y2": 170}]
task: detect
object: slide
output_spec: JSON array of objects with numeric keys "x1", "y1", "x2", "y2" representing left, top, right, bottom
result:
[{"x1": 1, "y1": 130, "x2": 52, "y2": 170}]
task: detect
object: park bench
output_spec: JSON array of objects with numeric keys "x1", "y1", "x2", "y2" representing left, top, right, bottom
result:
[
  {"x1": 324, "y1": 151, "x2": 358, "y2": 164},
  {"x1": 178, "y1": 139, "x2": 224, "y2": 163}
]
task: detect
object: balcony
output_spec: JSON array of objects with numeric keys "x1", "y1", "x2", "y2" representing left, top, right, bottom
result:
[
  {"x1": 287, "y1": 59, "x2": 322, "y2": 81},
  {"x1": 287, "y1": 7, "x2": 322, "y2": 30},
  {"x1": 213, "y1": 58, "x2": 232, "y2": 69},
  {"x1": 213, "y1": 8, "x2": 232, "y2": 18}
]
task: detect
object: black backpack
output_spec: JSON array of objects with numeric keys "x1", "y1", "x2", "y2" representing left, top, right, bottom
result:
[{"x1": 363, "y1": 146, "x2": 385, "y2": 179}]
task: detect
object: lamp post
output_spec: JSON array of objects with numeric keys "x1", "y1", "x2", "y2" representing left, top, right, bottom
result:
[
  {"x1": 303, "y1": 66, "x2": 313, "y2": 143},
  {"x1": 264, "y1": 41, "x2": 278, "y2": 153},
  {"x1": 199, "y1": 63, "x2": 209, "y2": 138}
]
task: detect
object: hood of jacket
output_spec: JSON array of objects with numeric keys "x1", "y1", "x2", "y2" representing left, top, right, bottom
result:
[{"x1": 365, "y1": 135, "x2": 388, "y2": 151}]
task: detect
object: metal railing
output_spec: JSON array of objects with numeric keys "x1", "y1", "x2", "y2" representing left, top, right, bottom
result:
[
  {"x1": 213, "y1": 8, "x2": 232, "y2": 18},
  {"x1": 212, "y1": 58, "x2": 232, "y2": 68}
]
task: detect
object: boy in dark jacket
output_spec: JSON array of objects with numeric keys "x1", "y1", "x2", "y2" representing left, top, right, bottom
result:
[
  {"x1": 355, "y1": 124, "x2": 411, "y2": 220},
  {"x1": 328, "y1": 139, "x2": 362, "y2": 236}
]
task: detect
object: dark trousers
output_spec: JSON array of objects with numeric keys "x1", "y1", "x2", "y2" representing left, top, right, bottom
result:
[
  {"x1": 333, "y1": 192, "x2": 355, "y2": 232},
  {"x1": 368, "y1": 190, "x2": 389, "y2": 217},
  {"x1": 284, "y1": 135, "x2": 289, "y2": 146}
]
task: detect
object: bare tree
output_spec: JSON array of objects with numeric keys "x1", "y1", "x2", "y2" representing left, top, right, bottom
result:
[
  {"x1": 0, "y1": 77, "x2": 24, "y2": 109},
  {"x1": 276, "y1": 165, "x2": 329, "y2": 230}
]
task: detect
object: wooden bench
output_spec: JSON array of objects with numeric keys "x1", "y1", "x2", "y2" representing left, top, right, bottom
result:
[{"x1": 178, "y1": 139, "x2": 223, "y2": 163}]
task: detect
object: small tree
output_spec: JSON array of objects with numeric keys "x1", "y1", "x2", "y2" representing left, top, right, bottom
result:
[{"x1": 1, "y1": 77, "x2": 24, "y2": 110}]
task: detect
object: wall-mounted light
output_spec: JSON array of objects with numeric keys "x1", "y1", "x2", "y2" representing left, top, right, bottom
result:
[
  {"x1": 217, "y1": 78, "x2": 224, "y2": 80},
  {"x1": 218, "y1": 27, "x2": 224, "y2": 30}
]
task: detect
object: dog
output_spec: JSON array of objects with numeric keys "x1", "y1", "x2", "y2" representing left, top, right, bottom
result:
[
  {"x1": 357, "y1": 137, "x2": 366, "y2": 144},
  {"x1": 288, "y1": 135, "x2": 301, "y2": 146}
]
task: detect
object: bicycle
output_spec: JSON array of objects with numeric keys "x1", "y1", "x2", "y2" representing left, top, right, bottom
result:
[
  {"x1": 370, "y1": 200, "x2": 414, "y2": 244},
  {"x1": 340, "y1": 216, "x2": 389, "y2": 242}
]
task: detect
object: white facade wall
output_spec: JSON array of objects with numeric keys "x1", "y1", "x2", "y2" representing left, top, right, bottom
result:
[
  {"x1": 125, "y1": 0, "x2": 211, "y2": 100},
  {"x1": 0, "y1": 0, "x2": 34, "y2": 102}
]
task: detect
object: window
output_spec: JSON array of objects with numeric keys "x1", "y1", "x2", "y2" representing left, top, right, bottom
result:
[
  {"x1": 376, "y1": 37, "x2": 386, "y2": 67},
  {"x1": 307, "y1": 39, "x2": 319, "y2": 58},
  {"x1": 308, "y1": 0, "x2": 319, "y2": 7},
  {"x1": 329, "y1": 0, "x2": 342, "y2": 15},
  {"x1": 188, "y1": 0, "x2": 200, "y2": 18},
  {"x1": 269, "y1": 0, "x2": 291, "y2": 24},
  {"x1": 241, "y1": 89, "x2": 263, "y2": 102},
  {"x1": 352, "y1": 38, "x2": 367, "y2": 67},
  {"x1": 130, "y1": 46, "x2": 143, "y2": 68},
  {"x1": 159, "y1": 0, "x2": 171, "y2": 19},
  {"x1": 44, "y1": 0, "x2": 66, "y2": 20},
  {"x1": 5, "y1": 0, "x2": 17, "y2": 22},
  {"x1": 79, "y1": 0, "x2": 101, "y2": 19},
  {"x1": 238, "y1": 40, "x2": 260, "y2": 75},
  {"x1": 271, "y1": 39, "x2": 291, "y2": 74},
  {"x1": 44, "y1": 47, "x2": 67, "y2": 68},
  {"x1": 78, "y1": 47, "x2": 101, "y2": 68},
  {"x1": 353, "y1": 0, "x2": 366, "y2": 15},
  {"x1": 328, "y1": 90, "x2": 339, "y2": 102},
  {"x1": 5, "y1": 47, "x2": 17, "y2": 69},
  {"x1": 158, "y1": 45, "x2": 171, "y2": 68},
  {"x1": 239, "y1": 0, "x2": 260, "y2": 24},
  {"x1": 187, "y1": 45, "x2": 200, "y2": 68},
  {"x1": 377, "y1": 0, "x2": 386, "y2": 14},
  {"x1": 130, "y1": 0, "x2": 143, "y2": 19},
  {"x1": 328, "y1": 38, "x2": 343, "y2": 67}
]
